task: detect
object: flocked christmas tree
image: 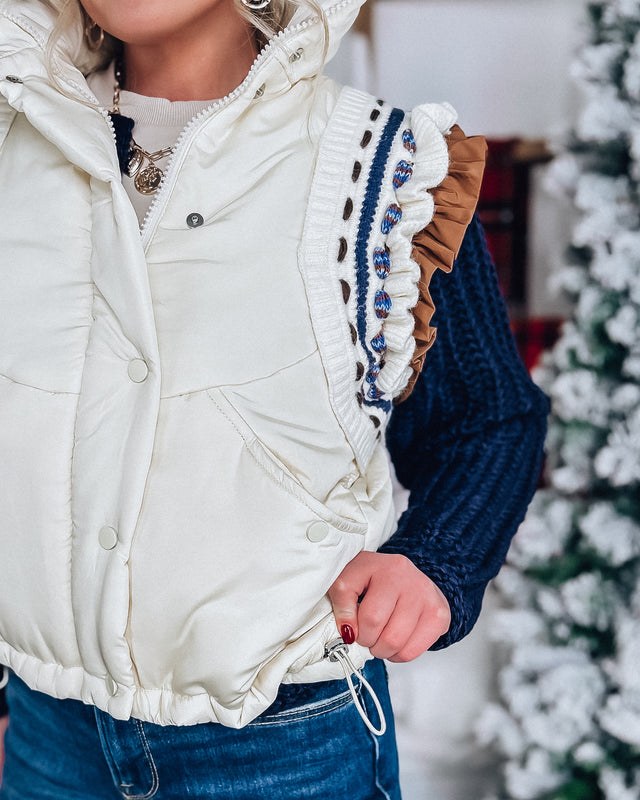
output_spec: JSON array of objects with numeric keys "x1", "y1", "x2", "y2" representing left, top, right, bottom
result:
[{"x1": 476, "y1": 2, "x2": 640, "y2": 799}]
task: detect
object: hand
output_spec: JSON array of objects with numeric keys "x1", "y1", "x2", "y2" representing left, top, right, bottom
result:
[
  {"x1": 328, "y1": 551, "x2": 451, "y2": 662},
  {"x1": 0, "y1": 715, "x2": 8, "y2": 787}
]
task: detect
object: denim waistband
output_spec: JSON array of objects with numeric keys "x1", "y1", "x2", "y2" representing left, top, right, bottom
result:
[{"x1": 258, "y1": 657, "x2": 383, "y2": 718}]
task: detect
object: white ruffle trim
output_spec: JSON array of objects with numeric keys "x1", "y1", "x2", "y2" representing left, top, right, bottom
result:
[{"x1": 373, "y1": 102, "x2": 457, "y2": 399}]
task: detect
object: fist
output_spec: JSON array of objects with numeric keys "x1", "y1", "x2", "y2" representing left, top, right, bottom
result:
[{"x1": 328, "y1": 551, "x2": 451, "y2": 662}]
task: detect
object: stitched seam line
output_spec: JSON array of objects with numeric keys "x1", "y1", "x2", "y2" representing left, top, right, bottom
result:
[
  {"x1": 249, "y1": 692, "x2": 355, "y2": 726},
  {"x1": 208, "y1": 391, "x2": 318, "y2": 520},
  {"x1": 0, "y1": 371, "x2": 79, "y2": 395},
  {"x1": 159, "y1": 347, "x2": 318, "y2": 399},
  {"x1": 207, "y1": 390, "x2": 366, "y2": 534},
  {"x1": 120, "y1": 720, "x2": 159, "y2": 800},
  {"x1": 255, "y1": 688, "x2": 353, "y2": 719},
  {"x1": 94, "y1": 709, "x2": 130, "y2": 794},
  {"x1": 371, "y1": 729, "x2": 393, "y2": 800},
  {"x1": 0, "y1": 107, "x2": 17, "y2": 152},
  {"x1": 362, "y1": 676, "x2": 394, "y2": 800}
]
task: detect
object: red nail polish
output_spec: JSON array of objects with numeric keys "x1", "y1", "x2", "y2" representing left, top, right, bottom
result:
[{"x1": 341, "y1": 624, "x2": 355, "y2": 644}]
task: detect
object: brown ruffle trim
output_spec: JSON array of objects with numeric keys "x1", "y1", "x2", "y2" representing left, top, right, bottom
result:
[{"x1": 395, "y1": 125, "x2": 487, "y2": 404}]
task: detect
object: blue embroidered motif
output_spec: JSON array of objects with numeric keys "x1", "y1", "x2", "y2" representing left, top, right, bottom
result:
[
  {"x1": 374, "y1": 290, "x2": 392, "y2": 319},
  {"x1": 370, "y1": 331, "x2": 387, "y2": 353},
  {"x1": 373, "y1": 248, "x2": 391, "y2": 279},
  {"x1": 393, "y1": 160, "x2": 413, "y2": 189},
  {"x1": 381, "y1": 204, "x2": 402, "y2": 235},
  {"x1": 402, "y1": 129, "x2": 416, "y2": 155},
  {"x1": 367, "y1": 135, "x2": 417, "y2": 402},
  {"x1": 366, "y1": 364, "x2": 381, "y2": 384}
]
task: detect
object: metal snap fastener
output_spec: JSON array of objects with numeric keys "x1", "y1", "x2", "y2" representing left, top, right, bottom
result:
[
  {"x1": 5, "y1": 75, "x2": 23, "y2": 84},
  {"x1": 127, "y1": 358, "x2": 149, "y2": 383},
  {"x1": 105, "y1": 674, "x2": 118, "y2": 696},
  {"x1": 289, "y1": 48, "x2": 303, "y2": 63},
  {"x1": 253, "y1": 84, "x2": 266, "y2": 99},
  {"x1": 186, "y1": 212, "x2": 204, "y2": 228},
  {"x1": 306, "y1": 521, "x2": 329, "y2": 543},
  {"x1": 98, "y1": 526, "x2": 118, "y2": 551}
]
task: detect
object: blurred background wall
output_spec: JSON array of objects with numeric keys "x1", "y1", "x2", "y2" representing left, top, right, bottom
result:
[
  {"x1": 326, "y1": 2, "x2": 589, "y2": 798},
  {"x1": 372, "y1": 0, "x2": 583, "y2": 138}
]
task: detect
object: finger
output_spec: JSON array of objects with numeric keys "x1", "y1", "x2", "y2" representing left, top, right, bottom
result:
[
  {"x1": 386, "y1": 606, "x2": 450, "y2": 662},
  {"x1": 327, "y1": 557, "x2": 372, "y2": 644},
  {"x1": 356, "y1": 575, "x2": 401, "y2": 649},
  {"x1": 367, "y1": 592, "x2": 422, "y2": 660}
]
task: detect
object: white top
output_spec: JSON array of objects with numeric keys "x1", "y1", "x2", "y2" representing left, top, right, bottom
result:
[{"x1": 88, "y1": 64, "x2": 215, "y2": 225}]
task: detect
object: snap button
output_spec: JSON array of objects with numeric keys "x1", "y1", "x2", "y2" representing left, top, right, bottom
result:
[
  {"x1": 289, "y1": 48, "x2": 303, "y2": 62},
  {"x1": 5, "y1": 75, "x2": 23, "y2": 84},
  {"x1": 127, "y1": 358, "x2": 149, "y2": 383},
  {"x1": 105, "y1": 674, "x2": 118, "y2": 696},
  {"x1": 98, "y1": 525, "x2": 118, "y2": 551},
  {"x1": 306, "y1": 521, "x2": 329, "y2": 543},
  {"x1": 186, "y1": 212, "x2": 204, "y2": 228},
  {"x1": 253, "y1": 84, "x2": 266, "y2": 99}
]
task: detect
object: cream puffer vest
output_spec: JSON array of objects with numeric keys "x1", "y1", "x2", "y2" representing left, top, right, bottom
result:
[{"x1": 0, "y1": 0, "x2": 455, "y2": 726}]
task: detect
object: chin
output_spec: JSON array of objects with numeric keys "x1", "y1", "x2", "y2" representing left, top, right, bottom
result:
[{"x1": 81, "y1": 0, "x2": 236, "y2": 46}]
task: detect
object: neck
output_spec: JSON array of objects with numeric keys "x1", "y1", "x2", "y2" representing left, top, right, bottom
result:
[{"x1": 122, "y1": 10, "x2": 258, "y2": 101}]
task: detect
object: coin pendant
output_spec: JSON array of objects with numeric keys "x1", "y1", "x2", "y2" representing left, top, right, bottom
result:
[{"x1": 134, "y1": 165, "x2": 163, "y2": 195}]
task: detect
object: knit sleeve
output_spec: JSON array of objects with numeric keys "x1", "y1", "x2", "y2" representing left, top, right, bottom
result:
[{"x1": 379, "y1": 214, "x2": 550, "y2": 648}]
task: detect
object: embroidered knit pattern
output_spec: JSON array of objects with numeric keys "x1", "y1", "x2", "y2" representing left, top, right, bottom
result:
[
  {"x1": 354, "y1": 103, "x2": 456, "y2": 420},
  {"x1": 300, "y1": 88, "x2": 460, "y2": 470},
  {"x1": 352, "y1": 105, "x2": 405, "y2": 417},
  {"x1": 349, "y1": 101, "x2": 456, "y2": 421}
]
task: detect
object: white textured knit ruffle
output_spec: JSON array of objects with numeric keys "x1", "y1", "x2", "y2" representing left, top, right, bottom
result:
[
  {"x1": 299, "y1": 87, "x2": 458, "y2": 470},
  {"x1": 375, "y1": 102, "x2": 456, "y2": 399}
]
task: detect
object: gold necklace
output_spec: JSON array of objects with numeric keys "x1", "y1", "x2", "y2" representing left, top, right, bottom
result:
[{"x1": 111, "y1": 63, "x2": 175, "y2": 196}]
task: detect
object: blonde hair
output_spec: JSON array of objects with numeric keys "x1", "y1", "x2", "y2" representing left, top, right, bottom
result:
[{"x1": 43, "y1": 0, "x2": 326, "y2": 78}]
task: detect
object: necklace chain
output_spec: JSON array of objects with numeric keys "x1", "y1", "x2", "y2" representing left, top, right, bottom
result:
[{"x1": 111, "y1": 61, "x2": 175, "y2": 196}]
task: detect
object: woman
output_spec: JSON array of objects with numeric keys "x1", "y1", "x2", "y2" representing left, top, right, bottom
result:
[{"x1": 0, "y1": 0, "x2": 549, "y2": 796}]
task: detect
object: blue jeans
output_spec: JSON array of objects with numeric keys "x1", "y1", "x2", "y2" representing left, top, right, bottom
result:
[{"x1": 0, "y1": 659, "x2": 400, "y2": 799}]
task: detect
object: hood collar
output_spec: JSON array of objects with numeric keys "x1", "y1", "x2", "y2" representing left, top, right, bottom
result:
[
  {"x1": 0, "y1": 0, "x2": 367, "y2": 183},
  {"x1": 0, "y1": 0, "x2": 367, "y2": 91}
]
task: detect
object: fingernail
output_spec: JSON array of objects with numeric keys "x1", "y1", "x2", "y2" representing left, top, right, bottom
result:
[{"x1": 341, "y1": 624, "x2": 355, "y2": 644}]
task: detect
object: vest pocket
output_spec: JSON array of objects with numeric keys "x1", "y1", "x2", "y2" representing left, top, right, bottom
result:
[{"x1": 206, "y1": 386, "x2": 367, "y2": 536}]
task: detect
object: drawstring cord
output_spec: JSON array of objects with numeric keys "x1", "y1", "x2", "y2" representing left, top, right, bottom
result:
[
  {"x1": 324, "y1": 639, "x2": 387, "y2": 736},
  {"x1": 0, "y1": 665, "x2": 8, "y2": 690}
]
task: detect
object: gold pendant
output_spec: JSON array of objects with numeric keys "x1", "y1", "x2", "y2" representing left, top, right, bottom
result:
[
  {"x1": 134, "y1": 164, "x2": 164, "y2": 195},
  {"x1": 126, "y1": 141, "x2": 174, "y2": 196}
]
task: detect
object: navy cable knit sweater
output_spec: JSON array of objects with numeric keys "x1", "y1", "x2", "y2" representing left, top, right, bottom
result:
[
  {"x1": 0, "y1": 216, "x2": 549, "y2": 719},
  {"x1": 380, "y1": 214, "x2": 550, "y2": 648}
]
